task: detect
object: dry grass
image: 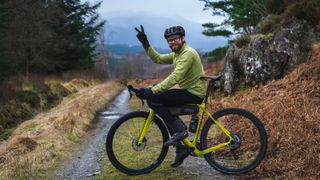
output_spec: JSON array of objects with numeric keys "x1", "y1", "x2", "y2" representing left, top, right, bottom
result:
[
  {"x1": 207, "y1": 43, "x2": 320, "y2": 178},
  {"x1": 0, "y1": 80, "x2": 123, "y2": 179},
  {"x1": 0, "y1": 73, "x2": 102, "y2": 141}
]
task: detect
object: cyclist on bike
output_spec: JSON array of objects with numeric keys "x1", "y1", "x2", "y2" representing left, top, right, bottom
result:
[{"x1": 134, "y1": 25, "x2": 206, "y2": 167}]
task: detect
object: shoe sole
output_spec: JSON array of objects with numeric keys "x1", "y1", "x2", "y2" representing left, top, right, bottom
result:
[{"x1": 171, "y1": 147, "x2": 194, "y2": 167}]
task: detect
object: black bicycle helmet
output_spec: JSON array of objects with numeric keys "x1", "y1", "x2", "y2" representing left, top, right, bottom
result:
[{"x1": 164, "y1": 25, "x2": 185, "y2": 38}]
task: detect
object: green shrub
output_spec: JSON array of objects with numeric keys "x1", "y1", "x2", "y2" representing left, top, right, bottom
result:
[
  {"x1": 283, "y1": 0, "x2": 320, "y2": 25},
  {"x1": 260, "y1": 15, "x2": 282, "y2": 34},
  {"x1": 266, "y1": 0, "x2": 285, "y2": 14},
  {"x1": 205, "y1": 46, "x2": 229, "y2": 62},
  {"x1": 235, "y1": 35, "x2": 251, "y2": 48}
]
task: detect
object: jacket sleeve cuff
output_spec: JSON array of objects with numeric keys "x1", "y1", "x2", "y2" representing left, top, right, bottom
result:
[{"x1": 151, "y1": 87, "x2": 158, "y2": 94}]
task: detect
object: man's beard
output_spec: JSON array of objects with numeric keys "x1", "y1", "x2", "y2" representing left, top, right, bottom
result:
[{"x1": 170, "y1": 44, "x2": 182, "y2": 52}]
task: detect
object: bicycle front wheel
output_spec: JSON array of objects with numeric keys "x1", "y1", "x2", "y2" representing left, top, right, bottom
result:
[
  {"x1": 106, "y1": 111, "x2": 169, "y2": 175},
  {"x1": 200, "y1": 108, "x2": 267, "y2": 174}
]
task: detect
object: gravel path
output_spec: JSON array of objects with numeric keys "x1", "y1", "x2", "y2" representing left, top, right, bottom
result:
[
  {"x1": 54, "y1": 90, "x2": 130, "y2": 180},
  {"x1": 177, "y1": 156, "x2": 235, "y2": 180},
  {"x1": 55, "y1": 90, "x2": 235, "y2": 180}
]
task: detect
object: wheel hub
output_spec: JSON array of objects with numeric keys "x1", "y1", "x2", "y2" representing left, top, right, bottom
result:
[
  {"x1": 132, "y1": 138, "x2": 147, "y2": 151},
  {"x1": 229, "y1": 133, "x2": 241, "y2": 150}
]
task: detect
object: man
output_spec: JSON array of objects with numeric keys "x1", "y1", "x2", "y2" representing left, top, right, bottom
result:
[{"x1": 134, "y1": 25, "x2": 206, "y2": 167}]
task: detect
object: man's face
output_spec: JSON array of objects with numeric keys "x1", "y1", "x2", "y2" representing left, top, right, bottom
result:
[{"x1": 166, "y1": 35, "x2": 184, "y2": 52}]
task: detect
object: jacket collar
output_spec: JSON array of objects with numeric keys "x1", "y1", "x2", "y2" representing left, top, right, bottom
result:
[{"x1": 175, "y1": 43, "x2": 187, "y2": 55}]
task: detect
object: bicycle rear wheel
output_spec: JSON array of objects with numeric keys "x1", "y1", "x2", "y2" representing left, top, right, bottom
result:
[
  {"x1": 106, "y1": 111, "x2": 169, "y2": 175},
  {"x1": 200, "y1": 108, "x2": 267, "y2": 174}
]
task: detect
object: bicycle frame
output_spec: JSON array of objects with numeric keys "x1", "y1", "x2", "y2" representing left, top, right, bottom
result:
[{"x1": 137, "y1": 102, "x2": 234, "y2": 156}]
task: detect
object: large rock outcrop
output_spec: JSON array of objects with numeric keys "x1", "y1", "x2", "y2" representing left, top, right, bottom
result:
[{"x1": 222, "y1": 17, "x2": 320, "y2": 94}]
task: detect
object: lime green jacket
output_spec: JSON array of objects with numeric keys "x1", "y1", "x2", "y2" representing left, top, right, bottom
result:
[{"x1": 146, "y1": 43, "x2": 206, "y2": 99}]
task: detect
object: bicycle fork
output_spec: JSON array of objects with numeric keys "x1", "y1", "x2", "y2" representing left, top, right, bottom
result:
[{"x1": 137, "y1": 109, "x2": 156, "y2": 145}]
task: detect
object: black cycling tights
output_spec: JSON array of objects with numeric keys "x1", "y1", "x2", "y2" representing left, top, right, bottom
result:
[{"x1": 146, "y1": 89, "x2": 203, "y2": 132}]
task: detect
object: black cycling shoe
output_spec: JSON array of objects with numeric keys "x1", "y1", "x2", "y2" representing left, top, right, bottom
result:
[
  {"x1": 171, "y1": 145, "x2": 194, "y2": 167},
  {"x1": 164, "y1": 131, "x2": 188, "y2": 147}
]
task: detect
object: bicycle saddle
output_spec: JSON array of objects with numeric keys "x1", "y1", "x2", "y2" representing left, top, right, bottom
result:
[{"x1": 200, "y1": 74, "x2": 222, "y2": 81}]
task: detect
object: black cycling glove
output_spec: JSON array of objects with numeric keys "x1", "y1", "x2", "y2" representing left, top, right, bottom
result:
[
  {"x1": 134, "y1": 25, "x2": 150, "y2": 50},
  {"x1": 136, "y1": 88, "x2": 153, "y2": 99}
]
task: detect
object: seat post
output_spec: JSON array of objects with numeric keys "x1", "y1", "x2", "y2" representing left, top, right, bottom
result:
[
  {"x1": 204, "y1": 80, "x2": 214, "y2": 104},
  {"x1": 200, "y1": 74, "x2": 222, "y2": 105}
]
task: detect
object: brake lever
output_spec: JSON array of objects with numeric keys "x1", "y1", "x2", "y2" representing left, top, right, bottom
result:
[
  {"x1": 127, "y1": 85, "x2": 134, "y2": 99},
  {"x1": 127, "y1": 85, "x2": 145, "y2": 106}
]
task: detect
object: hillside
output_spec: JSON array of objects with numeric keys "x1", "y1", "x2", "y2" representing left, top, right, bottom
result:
[
  {"x1": 207, "y1": 44, "x2": 320, "y2": 178},
  {"x1": 105, "y1": 44, "x2": 170, "y2": 57}
]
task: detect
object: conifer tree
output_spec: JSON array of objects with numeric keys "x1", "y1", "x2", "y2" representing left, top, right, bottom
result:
[
  {"x1": 200, "y1": 0, "x2": 267, "y2": 37},
  {"x1": 0, "y1": 1, "x2": 12, "y2": 79},
  {"x1": 53, "y1": 0, "x2": 105, "y2": 72}
]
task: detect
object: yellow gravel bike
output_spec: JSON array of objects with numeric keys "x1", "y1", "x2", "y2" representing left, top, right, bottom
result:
[{"x1": 106, "y1": 75, "x2": 267, "y2": 175}]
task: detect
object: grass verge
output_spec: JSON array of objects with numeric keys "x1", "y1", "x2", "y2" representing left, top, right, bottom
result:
[{"x1": 0, "y1": 80, "x2": 123, "y2": 179}]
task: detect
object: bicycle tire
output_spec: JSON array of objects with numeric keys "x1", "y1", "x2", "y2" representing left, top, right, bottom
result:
[
  {"x1": 200, "y1": 108, "x2": 267, "y2": 174},
  {"x1": 106, "y1": 111, "x2": 169, "y2": 175}
]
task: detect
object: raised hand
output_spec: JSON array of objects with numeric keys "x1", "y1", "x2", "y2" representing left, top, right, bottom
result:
[
  {"x1": 134, "y1": 25, "x2": 150, "y2": 50},
  {"x1": 134, "y1": 25, "x2": 145, "y2": 35}
]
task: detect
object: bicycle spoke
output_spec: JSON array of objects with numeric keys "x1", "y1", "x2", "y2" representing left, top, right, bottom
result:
[{"x1": 106, "y1": 112, "x2": 169, "y2": 174}]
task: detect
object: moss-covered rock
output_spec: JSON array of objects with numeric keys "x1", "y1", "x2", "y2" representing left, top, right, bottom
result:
[{"x1": 222, "y1": 17, "x2": 320, "y2": 94}]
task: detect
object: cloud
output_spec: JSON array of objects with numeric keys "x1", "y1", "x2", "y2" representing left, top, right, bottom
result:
[{"x1": 98, "y1": 0, "x2": 223, "y2": 23}]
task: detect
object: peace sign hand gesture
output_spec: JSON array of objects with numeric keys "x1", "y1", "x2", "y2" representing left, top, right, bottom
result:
[{"x1": 134, "y1": 25, "x2": 150, "y2": 50}]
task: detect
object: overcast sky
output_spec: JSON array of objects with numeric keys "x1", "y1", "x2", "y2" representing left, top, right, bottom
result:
[{"x1": 97, "y1": 0, "x2": 222, "y2": 23}]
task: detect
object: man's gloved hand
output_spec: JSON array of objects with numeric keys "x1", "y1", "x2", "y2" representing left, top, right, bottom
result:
[
  {"x1": 134, "y1": 25, "x2": 150, "y2": 50},
  {"x1": 136, "y1": 88, "x2": 153, "y2": 99}
]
